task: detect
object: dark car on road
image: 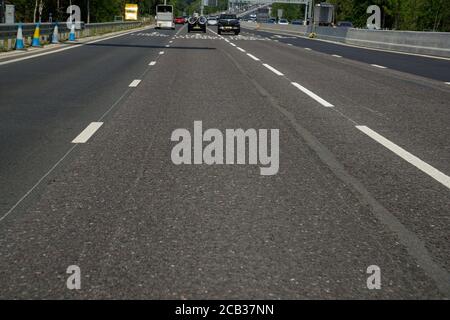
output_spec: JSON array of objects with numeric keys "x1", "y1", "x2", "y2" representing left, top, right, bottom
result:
[
  {"x1": 337, "y1": 21, "x2": 354, "y2": 28},
  {"x1": 188, "y1": 15, "x2": 207, "y2": 33},
  {"x1": 218, "y1": 13, "x2": 240, "y2": 35},
  {"x1": 291, "y1": 19, "x2": 304, "y2": 25}
]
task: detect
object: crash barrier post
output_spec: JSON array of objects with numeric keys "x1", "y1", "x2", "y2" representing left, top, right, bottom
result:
[
  {"x1": 51, "y1": 23, "x2": 60, "y2": 44},
  {"x1": 31, "y1": 23, "x2": 41, "y2": 47},
  {"x1": 0, "y1": 20, "x2": 153, "y2": 51},
  {"x1": 15, "y1": 23, "x2": 25, "y2": 50},
  {"x1": 68, "y1": 23, "x2": 76, "y2": 42}
]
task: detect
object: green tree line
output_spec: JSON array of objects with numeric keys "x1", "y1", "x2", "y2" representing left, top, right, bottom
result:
[
  {"x1": 273, "y1": 0, "x2": 450, "y2": 31},
  {"x1": 6, "y1": 0, "x2": 450, "y2": 31},
  {"x1": 6, "y1": 0, "x2": 185, "y2": 23}
]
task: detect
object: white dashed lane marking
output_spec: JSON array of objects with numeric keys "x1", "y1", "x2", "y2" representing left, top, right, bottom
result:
[
  {"x1": 246, "y1": 53, "x2": 260, "y2": 61},
  {"x1": 291, "y1": 82, "x2": 334, "y2": 108},
  {"x1": 263, "y1": 64, "x2": 284, "y2": 76}
]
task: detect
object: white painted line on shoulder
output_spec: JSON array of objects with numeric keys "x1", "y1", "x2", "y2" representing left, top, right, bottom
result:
[
  {"x1": 149, "y1": 61, "x2": 156, "y2": 66},
  {"x1": 0, "y1": 27, "x2": 151, "y2": 66},
  {"x1": 72, "y1": 122, "x2": 104, "y2": 144},
  {"x1": 230, "y1": 43, "x2": 237, "y2": 47},
  {"x1": 287, "y1": 43, "x2": 293, "y2": 46},
  {"x1": 304, "y1": 48, "x2": 312, "y2": 51},
  {"x1": 236, "y1": 47, "x2": 246, "y2": 52},
  {"x1": 263, "y1": 64, "x2": 284, "y2": 76},
  {"x1": 159, "y1": 51, "x2": 165, "y2": 54},
  {"x1": 224, "y1": 39, "x2": 230, "y2": 42},
  {"x1": 371, "y1": 64, "x2": 387, "y2": 69},
  {"x1": 246, "y1": 53, "x2": 260, "y2": 61},
  {"x1": 129, "y1": 79, "x2": 142, "y2": 87},
  {"x1": 332, "y1": 54, "x2": 342, "y2": 58},
  {"x1": 291, "y1": 82, "x2": 334, "y2": 107},
  {"x1": 356, "y1": 126, "x2": 450, "y2": 190}
]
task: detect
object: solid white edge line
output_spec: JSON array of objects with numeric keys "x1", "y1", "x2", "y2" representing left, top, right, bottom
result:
[
  {"x1": 371, "y1": 64, "x2": 387, "y2": 69},
  {"x1": 0, "y1": 27, "x2": 151, "y2": 66},
  {"x1": 72, "y1": 122, "x2": 104, "y2": 144},
  {"x1": 356, "y1": 125, "x2": 450, "y2": 190},
  {"x1": 149, "y1": 61, "x2": 156, "y2": 66},
  {"x1": 159, "y1": 51, "x2": 165, "y2": 54},
  {"x1": 230, "y1": 43, "x2": 236, "y2": 47},
  {"x1": 246, "y1": 53, "x2": 260, "y2": 61},
  {"x1": 236, "y1": 47, "x2": 246, "y2": 52},
  {"x1": 241, "y1": 26, "x2": 450, "y2": 61},
  {"x1": 304, "y1": 48, "x2": 312, "y2": 51},
  {"x1": 262, "y1": 63, "x2": 284, "y2": 76},
  {"x1": 291, "y1": 82, "x2": 334, "y2": 107},
  {"x1": 332, "y1": 54, "x2": 342, "y2": 58},
  {"x1": 129, "y1": 79, "x2": 142, "y2": 87}
]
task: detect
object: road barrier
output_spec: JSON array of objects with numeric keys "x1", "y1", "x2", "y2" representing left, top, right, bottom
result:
[
  {"x1": 242, "y1": 22, "x2": 450, "y2": 58},
  {"x1": 68, "y1": 23, "x2": 76, "y2": 42},
  {"x1": 51, "y1": 24, "x2": 60, "y2": 44},
  {"x1": 14, "y1": 24, "x2": 25, "y2": 50},
  {"x1": 31, "y1": 23, "x2": 41, "y2": 47},
  {"x1": 0, "y1": 20, "x2": 150, "y2": 51}
]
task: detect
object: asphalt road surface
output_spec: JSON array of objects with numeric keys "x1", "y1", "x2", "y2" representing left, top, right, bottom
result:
[{"x1": 0, "y1": 24, "x2": 449, "y2": 299}]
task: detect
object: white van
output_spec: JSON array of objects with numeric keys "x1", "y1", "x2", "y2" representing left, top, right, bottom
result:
[{"x1": 156, "y1": 5, "x2": 175, "y2": 29}]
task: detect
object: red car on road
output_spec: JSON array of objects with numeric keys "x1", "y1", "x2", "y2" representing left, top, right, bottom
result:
[{"x1": 174, "y1": 17, "x2": 185, "y2": 24}]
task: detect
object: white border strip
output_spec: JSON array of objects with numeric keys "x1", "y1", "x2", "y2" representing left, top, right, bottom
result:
[
  {"x1": 0, "y1": 27, "x2": 151, "y2": 66},
  {"x1": 371, "y1": 64, "x2": 387, "y2": 69},
  {"x1": 129, "y1": 79, "x2": 141, "y2": 87},
  {"x1": 72, "y1": 122, "x2": 104, "y2": 144}
]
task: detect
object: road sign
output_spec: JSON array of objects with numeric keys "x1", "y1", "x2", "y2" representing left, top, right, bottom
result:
[
  {"x1": 5, "y1": 4, "x2": 13, "y2": 24},
  {"x1": 125, "y1": 4, "x2": 138, "y2": 21},
  {"x1": 277, "y1": 9, "x2": 283, "y2": 19}
]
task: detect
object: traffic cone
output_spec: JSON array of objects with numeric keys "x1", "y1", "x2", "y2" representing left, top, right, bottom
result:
[
  {"x1": 51, "y1": 23, "x2": 60, "y2": 44},
  {"x1": 15, "y1": 23, "x2": 26, "y2": 50},
  {"x1": 31, "y1": 23, "x2": 41, "y2": 47},
  {"x1": 68, "y1": 23, "x2": 76, "y2": 41}
]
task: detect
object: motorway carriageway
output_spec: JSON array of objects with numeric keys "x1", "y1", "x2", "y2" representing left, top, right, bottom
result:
[{"x1": 0, "y1": 24, "x2": 449, "y2": 298}]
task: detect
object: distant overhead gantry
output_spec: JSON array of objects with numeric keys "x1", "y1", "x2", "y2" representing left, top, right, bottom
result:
[{"x1": 228, "y1": 0, "x2": 313, "y2": 22}]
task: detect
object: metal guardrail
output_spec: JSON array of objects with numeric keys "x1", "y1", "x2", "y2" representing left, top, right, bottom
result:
[
  {"x1": 242, "y1": 22, "x2": 450, "y2": 58},
  {"x1": 0, "y1": 21, "x2": 148, "y2": 50},
  {"x1": 0, "y1": 22, "x2": 78, "y2": 39}
]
